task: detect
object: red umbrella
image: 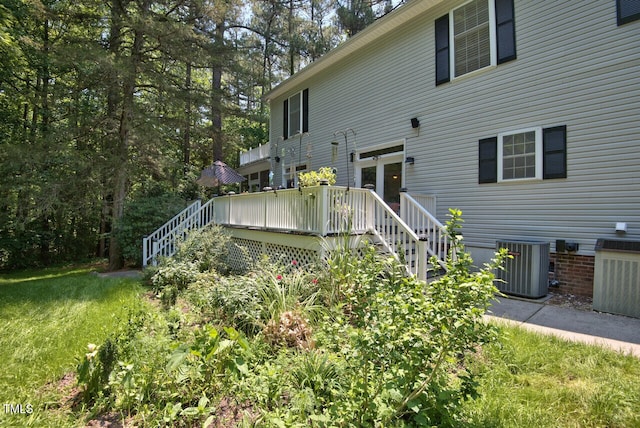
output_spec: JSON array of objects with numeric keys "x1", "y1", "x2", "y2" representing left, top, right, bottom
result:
[{"x1": 196, "y1": 160, "x2": 247, "y2": 187}]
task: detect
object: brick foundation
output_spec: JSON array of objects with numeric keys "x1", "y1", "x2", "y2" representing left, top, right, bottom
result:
[{"x1": 549, "y1": 253, "x2": 594, "y2": 297}]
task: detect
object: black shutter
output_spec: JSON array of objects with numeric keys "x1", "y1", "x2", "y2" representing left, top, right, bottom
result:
[
  {"x1": 479, "y1": 137, "x2": 498, "y2": 183},
  {"x1": 495, "y1": 0, "x2": 516, "y2": 64},
  {"x1": 435, "y1": 14, "x2": 450, "y2": 86},
  {"x1": 283, "y1": 99, "x2": 289, "y2": 140},
  {"x1": 618, "y1": 0, "x2": 640, "y2": 25},
  {"x1": 302, "y1": 89, "x2": 309, "y2": 133},
  {"x1": 543, "y1": 126, "x2": 567, "y2": 179}
]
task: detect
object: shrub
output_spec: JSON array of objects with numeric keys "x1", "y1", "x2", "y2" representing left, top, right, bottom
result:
[
  {"x1": 114, "y1": 185, "x2": 188, "y2": 266},
  {"x1": 316, "y1": 209, "x2": 508, "y2": 426},
  {"x1": 298, "y1": 167, "x2": 336, "y2": 187},
  {"x1": 173, "y1": 224, "x2": 235, "y2": 275}
]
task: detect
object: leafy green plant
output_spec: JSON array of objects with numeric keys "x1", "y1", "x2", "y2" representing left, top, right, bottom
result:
[
  {"x1": 150, "y1": 258, "x2": 200, "y2": 307},
  {"x1": 298, "y1": 167, "x2": 336, "y2": 187},
  {"x1": 114, "y1": 185, "x2": 188, "y2": 266},
  {"x1": 316, "y1": 209, "x2": 508, "y2": 426},
  {"x1": 173, "y1": 224, "x2": 236, "y2": 274}
]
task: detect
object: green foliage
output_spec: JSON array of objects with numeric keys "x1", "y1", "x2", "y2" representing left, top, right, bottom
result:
[
  {"x1": 298, "y1": 167, "x2": 337, "y2": 187},
  {"x1": 114, "y1": 185, "x2": 188, "y2": 266},
  {"x1": 149, "y1": 224, "x2": 236, "y2": 307},
  {"x1": 313, "y1": 208, "x2": 507, "y2": 426},
  {"x1": 173, "y1": 224, "x2": 235, "y2": 275}
]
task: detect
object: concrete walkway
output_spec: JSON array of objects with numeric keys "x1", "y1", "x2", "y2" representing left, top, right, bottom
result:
[{"x1": 486, "y1": 296, "x2": 640, "y2": 358}]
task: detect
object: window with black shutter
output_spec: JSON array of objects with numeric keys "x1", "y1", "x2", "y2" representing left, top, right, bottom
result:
[
  {"x1": 284, "y1": 89, "x2": 309, "y2": 138},
  {"x1": 479, "y1": 125, "x2": 567, "y2": 183},
  {"x1": 543, "y1": 126, "x2": 567, "y2": 179},
  {"x1": 435, "y1": 0, "x2": 516, "y2": 85},
  {"x1": 618, "y1": 0, "x2": 640, "y2": 25}
]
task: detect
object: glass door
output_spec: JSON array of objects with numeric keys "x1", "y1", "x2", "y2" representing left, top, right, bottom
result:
[
  {"x1": 383, "y1": 162, "x2": 402, "y2": 213},
  {"x1": 357, "y1": 154, "x2": 403, "y2": 213}
]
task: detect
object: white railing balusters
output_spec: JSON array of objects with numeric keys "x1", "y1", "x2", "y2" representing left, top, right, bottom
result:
[
  {"x1": 143, "y1": 186, "x2": 448, "y2": 280},
  {"x1": 142, "y1": 199, "x2": 203, "y2": 267},
  {"x1": 399, "y1": 192, "x2": 449, "y2": 270}
]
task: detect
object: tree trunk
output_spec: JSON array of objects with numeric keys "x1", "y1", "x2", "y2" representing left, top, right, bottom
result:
[
  {"x1": 211, "y1": 21, "x2": 225, "y2": 163},
  {"x1": 108, "y1": 0, "x2": 147, "y2": 270},
  {"x1": 184, "y1": 61, "x2": 192, "y2": 170}
]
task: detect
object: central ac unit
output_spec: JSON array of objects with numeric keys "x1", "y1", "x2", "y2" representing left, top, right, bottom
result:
[
  {"x1": 593, "y1": 238, "x2": 640, "y2": 318},
  {"x1": 496, "y1": 240, "x2": 550, "y2": 298}
]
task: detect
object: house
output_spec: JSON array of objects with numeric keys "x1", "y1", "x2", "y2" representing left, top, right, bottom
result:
[
  {"x1": 262, "y1": 0, "x2": 640, "y2": 299},
  {"x1": 145, "y1": 0, "x2": 640, "y2": 315}
]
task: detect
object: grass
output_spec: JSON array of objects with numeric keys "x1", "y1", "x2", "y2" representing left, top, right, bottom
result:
[
  {"x1": 464, "y1": 325, "x2": 640, "y2": 427},
  {"x1": 0, "y1": 265, "x2": 146, "y2": 427}
]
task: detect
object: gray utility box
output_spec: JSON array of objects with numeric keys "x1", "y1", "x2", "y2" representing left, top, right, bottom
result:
[
  {"x1": 496, "y1": 240, "x2": 550, "y2": 298},
  {"x1": 594, "y1": 239, "x2": 640, "y2": 318}
]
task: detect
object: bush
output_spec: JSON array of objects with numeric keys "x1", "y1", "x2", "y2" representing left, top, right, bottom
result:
[
  {"x1": 173, "y1": 224, "x2": 235, "y2": 275},
  {"x1": 315, "y1": 209, "x2": 508, "y2": 426},
  {"x1": 298, "y1": 167, "x2": 336, "y2": 187},
  {"x1": 114, "y1": 185, "x2": 188, "y2": 266}
]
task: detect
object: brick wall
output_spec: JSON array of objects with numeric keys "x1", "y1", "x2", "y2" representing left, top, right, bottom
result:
[{"x1": 549, "y1": 253, "x2": 594, "y2": 297}]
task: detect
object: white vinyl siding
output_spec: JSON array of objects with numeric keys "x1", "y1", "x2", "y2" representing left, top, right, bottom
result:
[{"x1": 268, "y1": 0, "x2": 640, "y2": 257}]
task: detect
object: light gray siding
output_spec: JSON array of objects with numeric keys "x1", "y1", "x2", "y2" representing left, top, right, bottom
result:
[{"x1": 269, "y1": 0, "x2": 640, "y2": 258}]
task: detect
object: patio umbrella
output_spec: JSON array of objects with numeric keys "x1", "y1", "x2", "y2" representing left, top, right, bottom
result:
[{"x1": 196, "y1": 160, "x2": 247, "y2": 187}]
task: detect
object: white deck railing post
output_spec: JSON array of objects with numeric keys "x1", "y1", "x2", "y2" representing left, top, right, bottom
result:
[{"x1": 319, "y1": 183, "x2": 329, "y2": 236}]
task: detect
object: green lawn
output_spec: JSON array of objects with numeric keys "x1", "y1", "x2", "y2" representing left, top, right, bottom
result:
[
  {"x1": 464, "y1": 326, "x2": 640, "y2": 427},
  {"x1": 0, "y1": 265, "x2": 145, "y2": 427}
]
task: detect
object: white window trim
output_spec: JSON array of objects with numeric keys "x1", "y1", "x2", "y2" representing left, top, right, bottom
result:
[
  {"x1": 449, "y1": 0, "x2": 497, "y2": 81},
  {"x1": 497, "y1": 127, "x2": 543, "y2": 182},
  {"x1": 287, "y1": 91, "x2": 303, "y2": 138}
]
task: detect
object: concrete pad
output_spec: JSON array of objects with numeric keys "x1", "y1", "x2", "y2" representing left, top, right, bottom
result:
[
  {"x1": 486, "y1": 297, "x2": 544, "y2": 322},
  {"x1": 487, "y1": 295, "x2": 640, "y2": 358},
  {"x1": 527, "y1": 305, "x2": 640, "y2": 345}
]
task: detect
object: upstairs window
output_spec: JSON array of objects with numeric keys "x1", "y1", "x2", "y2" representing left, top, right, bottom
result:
[
  {"x1": 283, "y1": 89, "x2": 309, "y2": 139},
  {"x1": 617, "y1": 0, "x2": 640, "y2": 25},
  {"x1": 436, "y1": 0, "x2": 516, "y2": 85},
  {"x1": 453, "y1": 0, "x2": 492, "y2": 77}
]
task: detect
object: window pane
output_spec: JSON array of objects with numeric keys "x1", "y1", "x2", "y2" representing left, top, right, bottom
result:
[
  {"x1": 453, "y1": 0, "x2": 490, "y2": 77},
  {"x1": 288, "y1": 93, "x2": 301, "y2": 136},
  {"x1": 501, "y1": 130, "x2": 539, "y2": 180}
]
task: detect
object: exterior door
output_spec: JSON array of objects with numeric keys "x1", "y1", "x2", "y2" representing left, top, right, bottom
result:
[{"x1": 357, "y1": 150, "x2": 404, "y2": 213}]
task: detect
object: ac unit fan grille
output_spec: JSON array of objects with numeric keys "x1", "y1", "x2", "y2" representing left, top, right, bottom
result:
[{"x1": 496, "y1": 240, "x2": 550, "y2": 298}]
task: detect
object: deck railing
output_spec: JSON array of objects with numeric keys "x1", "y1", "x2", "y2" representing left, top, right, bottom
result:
[
  {"x1": 239, "y1": 143, "x2": 271, "y2": 165},
  {"x1": 142, "y1": 186, "x2": 448, "y2": 279}
]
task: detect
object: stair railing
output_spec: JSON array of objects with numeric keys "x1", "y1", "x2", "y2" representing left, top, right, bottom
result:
[
  {"x1": 365, "y1": 190, "x2": 429, "y2": 280},
  {"x1": 142, "y1": 199, "x2": 204, "y2": 267},
  {"x1": 399, "y1": 192, "x2": 449, "y2": 269}
]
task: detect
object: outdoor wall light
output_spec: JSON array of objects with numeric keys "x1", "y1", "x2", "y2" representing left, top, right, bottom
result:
[
  {"x1": 405, "y1": 156, "x2": 415, "y2": 165},
  {"x1": 411, "y1": 117, "x2": 420, "y2": 128},
  {"x1": 275, "y1": 156, "x2": 280, "y2": 163}
]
